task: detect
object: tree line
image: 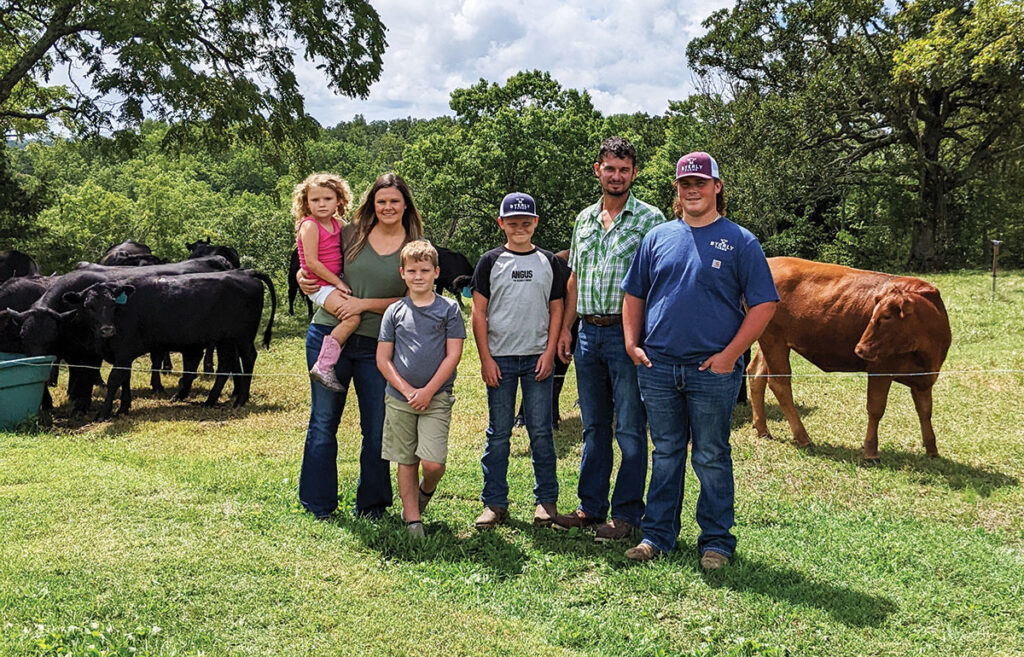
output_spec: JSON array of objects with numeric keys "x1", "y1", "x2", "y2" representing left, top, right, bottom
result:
[{"x1": 3, "y1": 1, "x2": 1022, "y2": 275}]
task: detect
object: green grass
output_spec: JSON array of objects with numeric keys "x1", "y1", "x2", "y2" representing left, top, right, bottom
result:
[{"x1": 2, "y1": 270, "x2": 1023, "y2": 656}]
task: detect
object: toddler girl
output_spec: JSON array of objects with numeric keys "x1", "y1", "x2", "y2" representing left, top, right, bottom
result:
[{"x1": 292, "y1": 172, "x2": 361, "y2": 391}]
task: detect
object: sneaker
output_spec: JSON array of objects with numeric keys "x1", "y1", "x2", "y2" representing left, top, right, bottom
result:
[
  {"x1": 552, "y1": 509, "x2": 601, "y2": 531},
  {"x1": 533, "y1": 503, "x2": 558, "y2": 527},
  {"x1": 309, "y1": 362, "x2": 345, "y2": 392},
  {"x1": 700, "y1": 551, "x2": 730, "y2": 570},
  {"x1": 406, "y1": 520, "x2": 425, "y2": 539},
  {"x1": 625, "y1": 541, "x2": 661, "y2": 562},
  {"x1": 594, "y1": 518, "x2": 637, "y2": 543},
  {"x1": 418, "y1": 482, "x2": 434, "y2": 515},
  {"x1": 474, "y1": 506, "x2": 508, "y2": 530}
]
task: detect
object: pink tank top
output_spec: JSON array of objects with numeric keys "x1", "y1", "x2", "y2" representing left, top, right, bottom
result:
[{"x1": 296, "y1": 216, "x2": 344, "y2": 287}]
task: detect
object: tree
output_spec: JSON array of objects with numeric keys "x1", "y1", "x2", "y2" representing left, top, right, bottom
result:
[
  {"x1": 399, "y1": 71, "x2": 602, "y2": 258},
  {"x1": 688, "y1": 0, "x2": 1024, "y2": 269},
  {"x1": 0, "y1": 0, "x2": 387, "y2": 144}
]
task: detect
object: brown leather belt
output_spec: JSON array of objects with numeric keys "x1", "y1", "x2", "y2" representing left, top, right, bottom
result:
[{"x1": 582, "y1": 314, "x2": 622, "y2": 327}]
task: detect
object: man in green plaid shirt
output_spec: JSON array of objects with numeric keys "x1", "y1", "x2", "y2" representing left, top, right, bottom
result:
[{"x1": 553, "y1": 136, "x2": 666, "y2": 541}]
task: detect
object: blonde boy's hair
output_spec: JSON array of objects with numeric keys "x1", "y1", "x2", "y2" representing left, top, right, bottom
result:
[
  {"x1": 291, "y1": 172, "x2": 353, "y2": 232},
  {"x1": 400, "y1": 240, "x2": 438, "y2": 267}
]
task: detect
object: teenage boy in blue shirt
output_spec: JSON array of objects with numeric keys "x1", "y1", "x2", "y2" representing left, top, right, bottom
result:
[
  {"x1": 621, "y1": 152, "x2": 778, "y2": 568},
  {"x1": 471, "y1": 192, "x2": 565, "y2": 530}
]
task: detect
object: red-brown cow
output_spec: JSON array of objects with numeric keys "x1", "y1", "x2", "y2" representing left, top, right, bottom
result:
[{"x1": 748, "y1": 257, "x2": 951, "y2": 459}]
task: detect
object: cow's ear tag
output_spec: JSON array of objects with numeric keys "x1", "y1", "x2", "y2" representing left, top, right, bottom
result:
[
  {"x1": 115, "y1": 292, "x2": 128, "y2": 305},
  {"x1": 462, "y1": 286, "x2": 473, "y2": 298}
]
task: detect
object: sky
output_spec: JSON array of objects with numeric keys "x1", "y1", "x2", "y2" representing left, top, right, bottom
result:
[{"x1": 299, "y1": 0, "x2": 736, "y2": 125}]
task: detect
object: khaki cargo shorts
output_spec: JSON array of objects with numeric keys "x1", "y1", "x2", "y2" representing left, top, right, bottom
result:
[{"x1": 382, "y1": 390, "x2": 455, "y2": 465}]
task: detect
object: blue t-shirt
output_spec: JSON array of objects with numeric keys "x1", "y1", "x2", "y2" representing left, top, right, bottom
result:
[{"x1": 621, "y1": 217, "x2": 779, "y2": 365}]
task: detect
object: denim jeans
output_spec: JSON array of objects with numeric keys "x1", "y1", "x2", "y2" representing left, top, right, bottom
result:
[
  {"x1": 573, "y1": 322, "x2": 647, "y2": 526},
  {"x1": 636, "y1": 359, "x2": 742, "y2": 556},
  {"x1": 481, "y1": 354, "x2": 558, "y2": 508},
  {"x1": 299, "y1": 324, "x2": 391, "y2": 518}
]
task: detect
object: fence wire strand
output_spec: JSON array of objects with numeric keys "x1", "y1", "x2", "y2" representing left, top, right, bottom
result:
[{"x1": 11, "y1": 360, "x2": 1024, "y2": 380}]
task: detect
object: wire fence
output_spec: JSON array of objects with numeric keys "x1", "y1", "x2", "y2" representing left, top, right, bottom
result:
[{"x1": 12, "y1": 360, "x2": 1024, "y2": 380}]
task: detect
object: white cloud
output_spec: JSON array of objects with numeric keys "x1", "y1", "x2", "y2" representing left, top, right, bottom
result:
[{"x1": 304, "y1": 0, "x2": 735, "y2": 125}]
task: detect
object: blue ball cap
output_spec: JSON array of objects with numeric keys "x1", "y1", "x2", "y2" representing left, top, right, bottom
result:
[{"x1": 499, "y1": 192, "x2": 538, "y2": 218}]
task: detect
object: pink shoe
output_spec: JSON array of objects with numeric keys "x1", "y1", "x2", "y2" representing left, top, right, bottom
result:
[{"x1": 310, "y1": 337, "x2": 344, "y2": 392}]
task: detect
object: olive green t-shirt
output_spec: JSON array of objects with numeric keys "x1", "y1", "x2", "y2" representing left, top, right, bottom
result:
[{"x1": 311, "y1": 234, "x2": 407, "y2": 338}]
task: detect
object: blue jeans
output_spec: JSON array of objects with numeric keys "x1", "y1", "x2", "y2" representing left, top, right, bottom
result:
[
  {"x1": 481, "y1": 355, "x2": 558, "y2": 508},
  {"x1": 574, "y1": 322, "x2": 647, "y2": 526},
  {"x1": 299, "y1": 324, "x2": 391, "y2": 518},
  {"x1": 637, "y1": 359, "x2": 742, "y2": 556}
]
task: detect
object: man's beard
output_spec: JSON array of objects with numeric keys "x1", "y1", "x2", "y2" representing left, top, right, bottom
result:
[{"x1": 603, "y1": 183, "x2": 631, "y2": 197}]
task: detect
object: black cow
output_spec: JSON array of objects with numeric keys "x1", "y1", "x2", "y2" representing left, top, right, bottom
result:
[
  {"x1": 186, "y1": 236, "x2": 241, "y2": 372},
  {"x1": 63, "y1": 269, "x2": 276, "y2": 420},
  {"x1": 0, "y1": 250, "x2": 40, "y2": 283},
  {"x1": 187, "y1": 237, "x2": 241, "y2": 268},
  {"x1": 435, "y1": 246, "x2": 475, "y2": 307},
  {"x1": 99, "y1": 240, "x2": 164, "y2": 266},
  {"x1": 9, "y1": 257, "x2": 237, "y2": 415},
  {"x1": 0, "y1": 275, "x2": 58, "y2": 411},
  {"x1": 78, "y1": 256, "x2": 235, "y2": 388},
  {"x1": 0, "y1": 275, "x2": 55, "y2": 351},
  {"x1": 287, "y1": 248, "x2": 312, "y2": 319}
]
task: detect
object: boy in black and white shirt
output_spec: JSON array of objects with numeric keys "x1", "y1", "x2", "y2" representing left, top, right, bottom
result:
[{"x1": 471, "y1": 192, "x2": 566, "y2": 530}]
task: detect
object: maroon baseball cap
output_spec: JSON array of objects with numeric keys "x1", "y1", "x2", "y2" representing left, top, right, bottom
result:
[{"x1": 675, "y1": 152, "x2": 720, "y2": 180}]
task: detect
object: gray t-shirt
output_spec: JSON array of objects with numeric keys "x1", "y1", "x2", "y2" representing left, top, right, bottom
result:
[
  {"x1": 471, "y1": 246, "x2": 566, "y2": 357},
  {"x1": 378, "y1": 294, "x2": 467, "y2": 400}
]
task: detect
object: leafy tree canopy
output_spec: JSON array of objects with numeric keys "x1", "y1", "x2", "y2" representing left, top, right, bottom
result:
[
  {"x1": 0, "y1": 0, "x2": 388, "y2": 145},
  {"x1": 688, "y1": 0, "x2": 1024, "y2": 268}
]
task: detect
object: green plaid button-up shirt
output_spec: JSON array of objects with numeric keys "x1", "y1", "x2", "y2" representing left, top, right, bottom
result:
[{"x1": 568, "y1": 193, "x2": 666, "y2": 315}]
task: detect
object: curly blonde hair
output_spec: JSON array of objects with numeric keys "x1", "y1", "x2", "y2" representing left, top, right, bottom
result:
[{"x1": 291, "y1": 173, "x2": 353, "y2": 233}]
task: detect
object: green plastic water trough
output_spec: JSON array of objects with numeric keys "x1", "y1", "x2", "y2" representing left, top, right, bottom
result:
[{"x1": 0, "y1": 351, "x2": 56, "y2": 430}]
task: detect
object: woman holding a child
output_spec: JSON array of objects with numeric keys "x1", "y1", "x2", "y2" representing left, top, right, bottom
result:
[{"x1": 297, "y1": 172, "x2": 424, "y2": 520}]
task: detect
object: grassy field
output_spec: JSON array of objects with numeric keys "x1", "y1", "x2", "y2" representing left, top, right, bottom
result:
[{"x1": 2, "y1": 270, "x2": 1023, "y2": 657}]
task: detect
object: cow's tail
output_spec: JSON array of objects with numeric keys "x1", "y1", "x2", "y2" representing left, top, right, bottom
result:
[{"x1": 250, "y1": 270, "x2": 277, "y2": 349}]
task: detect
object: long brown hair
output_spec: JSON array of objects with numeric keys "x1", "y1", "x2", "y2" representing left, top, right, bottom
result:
[{"x1": 346, "y1": 173, "x2": 424, "y2": 261}]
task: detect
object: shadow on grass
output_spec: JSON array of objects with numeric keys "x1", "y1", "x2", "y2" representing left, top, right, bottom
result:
[
  {"x1": 729, "y1": 400, "x2": 816, "y2": 431},
  {"x1": 553, "y1": 416, "x2": 583, "y2": 458},
  {"x1": 47, "y1": 396, "x2": 287, "y2": 434},
  {"x1": 337, "y1": 514, "x2": 529, "y2": 579},
  {"x1": 695, "y1": 549, "x2": 898, "y2": 628},
  {"x1": 516, "y1": 523, "x2": 895, "y2": 628},
  {"x1": 804, "y1": 441, "x2": 1018, "y2": 495}
]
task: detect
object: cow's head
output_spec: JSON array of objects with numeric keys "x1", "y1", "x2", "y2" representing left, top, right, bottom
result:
[
  {"x1": 185, "y1": 237, "x2": 211, "y2": 252},
  {"x1": 9, "y1": 307, "x2": 75, "y2": 356},
  {"x1": 0, "y1": 310, "x2": 20, "y2": 351},
  {"x1": 854, "y1": 287, "x2": 921, "y2": 361},
  {"x1": 62, "y1": 283, "x2": 135, "y2": 340}
]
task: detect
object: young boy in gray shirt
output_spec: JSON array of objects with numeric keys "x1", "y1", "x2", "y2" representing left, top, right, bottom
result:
[
  {"x1": 470, "y1": 192, "x2": 566, "y2": 530},
  {"x1": 377, "y1": 240, "x2": 466, "y2": 538}
]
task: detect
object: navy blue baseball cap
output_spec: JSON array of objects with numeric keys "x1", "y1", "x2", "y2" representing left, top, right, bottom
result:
[{"x1": 499, "y1": 192, "x2": 538, "y2": 218}]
